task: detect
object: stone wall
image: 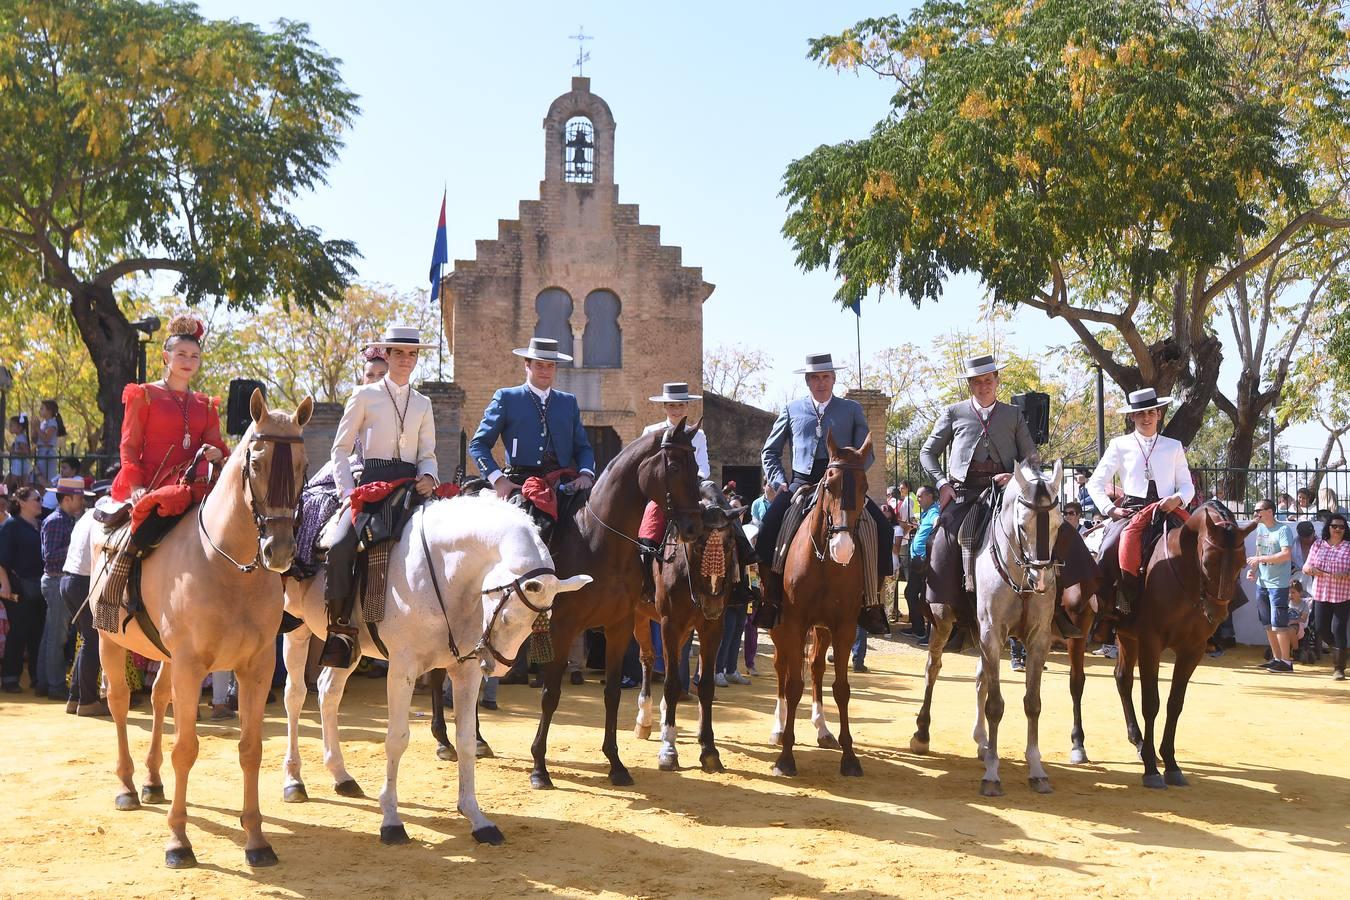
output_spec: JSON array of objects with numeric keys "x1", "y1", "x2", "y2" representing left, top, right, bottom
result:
[
  {"x1": 703, "y1": 391, "x2": 778, "y2": 491},
  {"x1": 845, "y1": 387, "x2": 891, "y2": 503}
]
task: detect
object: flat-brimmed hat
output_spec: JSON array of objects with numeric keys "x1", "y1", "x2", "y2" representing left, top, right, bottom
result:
[
  {"x1": 649, "y1": 382, "x2": 702, "y2": 403},
  {"x1": 512, "y1": 337, "x2": 574, "y2": 362},
  {"x1": 1120, "y1": 388, "x2": 1172, "y2": 414},
  {"x1": 54, "y1": 476, "x2": 94, "y2": 497},
  {"x1": 963, "y1": 354, "x2": 1007, "y2": 378},
  {"x1": 364, "y1": 325, "x2": 437, "y2": 351},
  {"x1": 793, "y1": 352, "x2": 847, "y2": 374}
]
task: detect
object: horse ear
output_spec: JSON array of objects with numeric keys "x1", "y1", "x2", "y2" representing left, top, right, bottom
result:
[
  {"x1": 1237, "y1": 518, "x2": 1259, "y2": 539},
  {"x1": 859, "y1": 432, "x2": 873, "y2": 458},
  {"x1": 1050, "y1": 459, "x2": 1063, "y2": 493},
  {"x1": 686, "y1": 416, "x2": 703, "y2": 436},
  {"x1": 675, "y1": 415, "x2": 689, "y2": 435},
  {"x1": 1012, "y1": 464, "x2": 1028, "y2": 490},
  {"x1": 826, "y1": 428, "x2": 840, "y2": 458},
  {"x1": 249, "y1": 388, "x2": 267, "y2": 424},
  {"x1": 295, "y1": 396, "x2": 314, "y2": 429}
]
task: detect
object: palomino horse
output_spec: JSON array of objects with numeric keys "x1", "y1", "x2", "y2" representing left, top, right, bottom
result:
[
  {"x1": 1116, "y1": 503, "x2": 1254, "y2": 788},
  {"x1": 768, "y1": 432, "x2": 871, "y2": 778},
  {"x1": 631, "y1": 500, "x2": 741, "y2": 773},
  {"x1": 529, "y1": 420, "x2": 705, "y2": 789},
  {"x1": 281, "y1": 495, "x2": 590, "y2": 844},
  {"x1": 93, "y1": 389, "x2": 311, "y2": 869}
]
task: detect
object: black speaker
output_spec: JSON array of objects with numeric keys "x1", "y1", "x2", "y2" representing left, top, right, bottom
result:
[
  {"x1": 1012, "y1": 391, "x2": 1051, "y2": 445},
  {"x1": 226, "y1": 379, "x2": 266, "y2": 435}
]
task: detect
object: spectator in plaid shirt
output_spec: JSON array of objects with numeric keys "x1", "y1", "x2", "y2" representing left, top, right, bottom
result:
[{"x1": 1304, "y1": 512, "x2": 1350, "y2": 681}]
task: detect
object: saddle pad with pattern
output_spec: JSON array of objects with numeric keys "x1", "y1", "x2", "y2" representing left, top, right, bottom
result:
[
  {"x1": 771, "y1": 485, "x2": 817, "y2": 574},
  {"x1": 957, "y1": 487, "x2": 999, "y2": 591},
  {"x1": 94, "y1": 523, "x2": 134, "y2": 633}
]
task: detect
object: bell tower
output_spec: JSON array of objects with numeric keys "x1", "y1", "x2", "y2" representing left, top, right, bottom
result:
[{"x1": 542, "y1": 77, "x2": 615, "y2": 187}]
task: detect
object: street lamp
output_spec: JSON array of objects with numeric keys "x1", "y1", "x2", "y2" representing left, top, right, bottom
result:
[{"x1": 131, "y1": 316, "x2": 161, "y2": 384}]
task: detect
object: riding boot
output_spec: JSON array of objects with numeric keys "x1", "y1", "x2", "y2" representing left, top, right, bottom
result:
[
  {"x1": 637, "y1": 537, "x2": 660, "y2": 604},
  {"x1": 1054, "y1": 607, "x2": 1084, "y2": 640},
  {"x1": 1333, "y1": 648, "x2": 1346, "y2": 681},
  {"x1": 320, "y1": 586, "x2": 360, "y2": 669},
  {"x1": 757, "y1": 569, "x2": 783, "y2": 630},
  {"x1": 1117, "y1": 571, "x2": 1139, "y2": 620},
  {"x1": 858, "y1": 604, "x2": 890, "y2": 636}
]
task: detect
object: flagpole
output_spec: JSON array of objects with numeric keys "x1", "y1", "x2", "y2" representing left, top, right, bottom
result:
[
  {"x1": 855, "y1": 306, "x2": 863, "y2": 389},
  {"x1": 438, "y1": 182, "x2": 446, "y2": 382}
]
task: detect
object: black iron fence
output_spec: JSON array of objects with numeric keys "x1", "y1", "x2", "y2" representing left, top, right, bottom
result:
[{"x1": 1, "y1": 451, "x2": 119, "y2": 486}]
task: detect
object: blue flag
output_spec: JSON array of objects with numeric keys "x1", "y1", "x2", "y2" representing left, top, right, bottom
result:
[
  {"x1": 848, "y1": 297, "x2": 861, "y2": 317},
  {"x1": 429, "y1": 190, "x2": 448, "y2": 302}
]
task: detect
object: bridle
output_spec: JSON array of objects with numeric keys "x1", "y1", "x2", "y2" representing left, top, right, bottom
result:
[
  {"x1": 197, "y1": 432, "x2": 306, "y2": 573},
  {"x1": 585, "y1": 432, "x2": 702, "y2": 548},
  {"x1": 1161, "y1": 514, "x2": 1238, "y2": 625},
  {"x1": 991, "y1": 484, "x2": 1061, "y2": 595},
  {"x1": 809, "y1": 460, "x2": 866, "y2": 563}
]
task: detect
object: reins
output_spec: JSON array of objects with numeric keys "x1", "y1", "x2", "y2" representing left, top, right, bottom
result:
[
  {"x1": 807, "y1": 460, "x2": 866, "y2": 563},
  {"x1": 990, "y1": 484, "x2": 1060, "y2": 596},
  {"x1": 583, "y1": 433, "x2": 701, "y2": 549},
  {"x1": 197, "y1": 432, "x2": 306, "y2": 573},
  {"x1": 1159, "y1": 513, "x2": 1236, "y2": 625}
]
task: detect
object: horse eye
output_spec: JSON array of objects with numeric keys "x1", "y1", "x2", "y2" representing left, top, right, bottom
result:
[{"x1": 523, "y1": 580, "x2": 543, "y2": 593}]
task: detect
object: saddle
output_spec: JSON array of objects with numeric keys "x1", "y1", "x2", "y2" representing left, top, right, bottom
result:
[
  {"x1": 770, "y1": 484, "x2": 817, "y2": 574},
  {"x1": 509, "y1": 469, "x2": 586, "y2": 548},
  {"x1": 347, "y1": 479, "x2": 422, "y2": 624},
  {"x1": 956, "y1": 486, "x2": 1001, "y2": 592},
  {"x1": 770, "y1": 483, "x2": 880, "y2": 618}
]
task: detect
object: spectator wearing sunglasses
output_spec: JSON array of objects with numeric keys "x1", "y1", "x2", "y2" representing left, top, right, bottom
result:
[
  {"x1": 1247, "y1": 500, "x2": 1295, "y2": 673},
  {"x1": 1303, "y1": 513, "x2": 1350, "y2": 681}
]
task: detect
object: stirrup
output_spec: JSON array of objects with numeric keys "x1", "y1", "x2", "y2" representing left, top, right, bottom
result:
[
  {"x1": 319, "y1": 632, "x2": 357, "y2": 669},
  {"x1": 1054, "y1": 608, "x2": 1083, "y2": 640}
]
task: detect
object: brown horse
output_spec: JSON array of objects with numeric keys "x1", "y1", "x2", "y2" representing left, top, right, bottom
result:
[
  {"x1": 1060, "y1": 524, "x2": 1106, "y2": 766},
  {"x1": 768, "y1": 432, "x2": 871, "y2": 778},
  {"x1": 632, "y1": 501, "x2": 741, "y2": 773},
  {"x1": 92, "y1": 389, "x2": 310, "y2": 869},
  {"x1": 529, "y1": 420, "x2": 705, "y2": 789},
  {"x1": 1116, "y1": 504, "x2": 1255, "y2": 788}
]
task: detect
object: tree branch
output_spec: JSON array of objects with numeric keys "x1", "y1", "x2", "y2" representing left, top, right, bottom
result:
[
  {"x1": 92, "y1": 257, "x2": 188, "y2": 288},
  {"x1": 1204, "y1": 208, "x2": 1350, "y2": 302}
]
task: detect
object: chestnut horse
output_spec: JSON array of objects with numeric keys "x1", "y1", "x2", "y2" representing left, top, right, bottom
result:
[
  {"x1": 92, "y1": 390, "x2": 311, "y2": 869},
  {"x1": 768, "y1": 432, "x2": 871, "y2": 778},
  {"x1": 529, "y1": 420, "x2": 705, "y2": 789},
  {"x1": 1060, "y1": 525, "x2": 1106, "y2": 766},
  {"x1": 1116, "y1": 504, "x2": 1255, "y2": 788}
]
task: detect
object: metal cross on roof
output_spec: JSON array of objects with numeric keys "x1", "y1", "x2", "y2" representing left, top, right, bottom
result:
[{"x1": 569, "y1": 26, "x2": 592, "y2": 76}]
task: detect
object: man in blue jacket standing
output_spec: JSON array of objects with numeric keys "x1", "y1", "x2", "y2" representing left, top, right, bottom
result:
[{"x1": 469, "y1": 337, "x2": 597, "y2": 500}]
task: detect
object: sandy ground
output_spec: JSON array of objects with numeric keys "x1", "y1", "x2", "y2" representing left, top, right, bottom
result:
[{"x1": 2, "y1": 635, "x2": 1347, "y2": 899}]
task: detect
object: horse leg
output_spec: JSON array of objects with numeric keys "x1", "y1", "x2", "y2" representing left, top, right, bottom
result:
[
  {"x1": 693, "y1": 617, "x2": 723, "y2": 773},
  {"x1": 427, "y1": 668, "x2": 456, "y2": 762},
  {"x1": 811, "y1": 626, "x2": 839, "y2": 750},
  {"x1": 1024, "y1": 627, "x2": 1052, "y2": 794},
  {"x1": 1067, "y1": 634, "x2": 1089, "y2": 764},
  {"x1": 282, "y1": 626, "x2": 313, "y2": 801},
  {"x1": 911, "y1": 609, "x2": 953, "y2": 754},
  {"x1": 1159, "y1": 649, "x2": 1201, "y2": 787},
  {"x1": 831, "y1": 624, "x2": 862, "y2": 777},
  {"x1": 141, "y1": 660, "x2": 172, "y2": 805},
  {"x1": 978, "y1": 630, "x2": 1005, "y2": 797},
  {"x1": 528, "y1": 640, "x2": 570, "y2": 791},
  {"x1": 771, "y1": 623, "x2": 804, "y2": 777},
  {"x1": 601, "y1": 617, "x2": 636, "y2": 786},
  {"x1": 634, "y1": 619, "x2": 656, "y2": 741},
  {"x1": 769, "y1": 624, "x2": 790, "y2": 745},
  {"x1": 99, "y1": 639, "x2": 140, "y2": 811},
  {"x1": 972, "y1": 633, "x2": 990, "y2": 760},
  {"x1": 164, "y1": 660, "x2": 206, "y2": 868},
  {"x1": 1137, "y1": 640, "x2": 1165, "y2": 789},
  {"x1": 235, "y1": 652, "x2": 277, "y2": 865},
  {"x1": 1114, "y1": 633, "x2": 1144, "y2": 752},
  {"x1": 377, "y1": 656, "x2": 417, "y2": 844},
  {"x1": 318, "y1": 654, "x2": 364, "y2": 796},
  {"x1": 449, "y1": 662, "x2": 503, "y2": 844}
]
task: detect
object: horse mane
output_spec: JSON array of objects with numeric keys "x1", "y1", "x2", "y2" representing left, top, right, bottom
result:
[{"x1": 420, "y1": 494, "x2": 550, "y2": 569}]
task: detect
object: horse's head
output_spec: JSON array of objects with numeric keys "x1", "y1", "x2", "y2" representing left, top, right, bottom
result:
[
  {"x1": 694, "y1": 503, "x2": 739, "y2": 602},
  {"x1": 637, "y1": 417, "x2": 705, "y2": 544},
  {"x1": 1003, "y1": 461, "x2": 1063, "y2": 588},
  {"x1": 818, "y1": 430, "x2": 871, "y2": 565},
  {"x1": 1188, "y1": 505, "x2": 1257, "y2": 624},
  {"x1": 243, "y1": 388, "x2": 313, "y2": 573}
]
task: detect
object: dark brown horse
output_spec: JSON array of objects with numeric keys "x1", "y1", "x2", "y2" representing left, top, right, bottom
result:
[
  {"x1": 768, "y1": 432, "x2": 871, "y2": 778},
  {"x1": 1060, "y1": 525, "x2": 1106, "y2": 766},
  {"x1": 1116, "y1": 504, "x2": 1255, "y2": 788},
  {"x1": 632, "y1": 502, "x2": 740, "y2": 773},
  {"x1": 529, "y1": 420, "x2": 705, "y2": 789}
]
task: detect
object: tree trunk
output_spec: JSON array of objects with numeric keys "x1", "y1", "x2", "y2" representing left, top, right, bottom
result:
[
  {"x1": 67, "y1": 282, "x2": 139, "y2": 457},
  {"x1": 1161, "y1": 334, "x2": 1223, "y2": 445}
]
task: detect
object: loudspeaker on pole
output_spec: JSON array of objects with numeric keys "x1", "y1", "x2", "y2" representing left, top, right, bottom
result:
[{"x1": 226, "y1": 379, "x2": 267, "y2": 436}]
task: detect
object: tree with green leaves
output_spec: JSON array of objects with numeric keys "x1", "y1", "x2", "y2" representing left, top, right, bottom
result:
[
  {"x1": 0, "y1": 0, "x2": 358, "y2": 451},
  {"x1": 782, "y1": 0, "x2": 1350, "y2": 457}
]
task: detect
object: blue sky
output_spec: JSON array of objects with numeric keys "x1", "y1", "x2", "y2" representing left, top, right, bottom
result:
[{"x1": 193, "y1": 0, "x2": 1326, "y2": 463}]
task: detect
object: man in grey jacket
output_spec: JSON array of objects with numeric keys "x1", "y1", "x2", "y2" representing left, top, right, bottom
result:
[{"x1": 920, "y1": 355, "x2": 1092, "y2": 639}]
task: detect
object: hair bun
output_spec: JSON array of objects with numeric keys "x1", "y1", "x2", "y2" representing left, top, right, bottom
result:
[
  {"x1": 166, "y1": 314, "x2": 206, "y2": 341},
  {"x1": 361, "y1": 346, "x2": 387, "y2": 363}
]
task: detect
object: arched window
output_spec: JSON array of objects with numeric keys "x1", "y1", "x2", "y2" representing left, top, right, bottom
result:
[
  {"x1": 564, "y1": 117, "x2": 594, "y2": 183},
  {"x1": 582, "y1": 289, "x2": 621, "y2": 368},
  {"x1": 534, "y1": 288, "x2": 574, "y2": 363}
]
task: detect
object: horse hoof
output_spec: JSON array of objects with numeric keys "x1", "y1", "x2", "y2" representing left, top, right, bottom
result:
[
  {"x1": 530, "y1": 771, "x2": 554, "y2": 790},
  {"x1": 472, "y1": 825, "x2": 505, "y2": 846},
  {"x1": 1164, "y1": 769, "x2": 1189, "y2": 787},
  {"x1": 817, "y1": 733, "x2": 841, "y2": 750},
  {"x1": 1142, "y1": 773, "x2": 1167, "y2": 790},
  {"x1": 658, "y1": 750, "x2": 680, "y2": 772},
  {"x1": 164, "y1": 847, "x2": 197, "y2": 869},
  {"x1": 700, "y1": 752, "x2": 724, "y2": 774},
  {"x1": 1029, "y1": 776, "x2": 1054, "y2": 794},
  {"x1": 334, "y1": 779, "x2": 364, "y2": 798},
  {"x1": 244, "y1": 845, "x2": 278, "y2": 867},
  {"x1": 909, "y1": 736, "x2": 929, "y2": 755},
  {"x1": 379, "y1": 824, "x2": 410, "y2": 845},
  {"x1": 115, "y1": 792, "x2": 140, "y2": 812},
  {"x1": 609, "y1": 767, "x2": 635, "y2": 787},
  {"x1": 979, "y1": 779, "x2": 1003, "y2": 797},
  {"x1": 282, "y1": 783, "x2": 309, "y2": 803},
  {"x1": 139, "y1": 783, "x2": 166, "y2": 804},
  {"x1": 1068, "y1": 748, "x2": 1090, "y2": 765},
  {"x1": 840, "y1": 756, "x2": 864, "y2": 778},
  {"x1": 437, "y1": 743, "x2": 458, "y2": 762},
  {"x1": 771, "y1": 759, "x2": 798, "y2": 778},
  {"x1": 635, "y1": 724, "x2": 652, "y2": 740},
  {"x1": 476, "y1": 740, "x2": 495, "y2": 759}
]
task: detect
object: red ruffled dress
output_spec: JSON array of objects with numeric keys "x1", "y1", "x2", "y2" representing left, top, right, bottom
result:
[{"x1": 110, "y1": 383, "x2": 229, "y2": 502}]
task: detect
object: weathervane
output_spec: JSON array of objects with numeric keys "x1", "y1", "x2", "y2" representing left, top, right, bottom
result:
[{"x1": 569, "y1": 26, "x2": 592, "y2": 76}]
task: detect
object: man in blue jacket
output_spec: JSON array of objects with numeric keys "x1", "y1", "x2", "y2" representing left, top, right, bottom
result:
[{"x1": 469, "y1": 337, "x2": 597, "y2": 499}]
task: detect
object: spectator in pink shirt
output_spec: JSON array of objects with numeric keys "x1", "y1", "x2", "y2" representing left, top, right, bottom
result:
[{"x1": 1303, "y1": 512, "x2": 1350, "y2": 681}]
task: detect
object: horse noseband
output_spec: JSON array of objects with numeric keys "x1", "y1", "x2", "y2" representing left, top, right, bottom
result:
[
  {"x1": 476, "y1": 566, "x2": 558, "y2": 667},
  {"x1": 199, "y1": 431, "x2": 306, "y2": 573}
]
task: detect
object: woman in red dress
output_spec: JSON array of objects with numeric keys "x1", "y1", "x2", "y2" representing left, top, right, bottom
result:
[{"x1": 111, "y1": 315, "x2": 228, "y2": 503}]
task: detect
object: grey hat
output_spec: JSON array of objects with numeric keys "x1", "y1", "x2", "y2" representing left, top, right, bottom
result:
[
  {"x1": 649, "y1": 382, "x2": 702, "y2": 402},
  {"x1": 963, "y1": 354, "x2": 1007, "y2": 378},
  {"x1": 793, "y1": 352, "x2": 847, "y2": 374},
  {"x1": 1120, "y1": 388, "x2": 1172, "y2": 414},
  {"x1": 512, "y1": 337, "x2": 574, "y2": 362}
]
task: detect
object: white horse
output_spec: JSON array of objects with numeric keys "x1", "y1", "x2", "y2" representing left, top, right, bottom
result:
[
  {"x1": 971, "y1": 461, "x2": 1064, "y2": 797},
  {"x1": 280, "y1": 494, "x2": 590, "y2": 845}
]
